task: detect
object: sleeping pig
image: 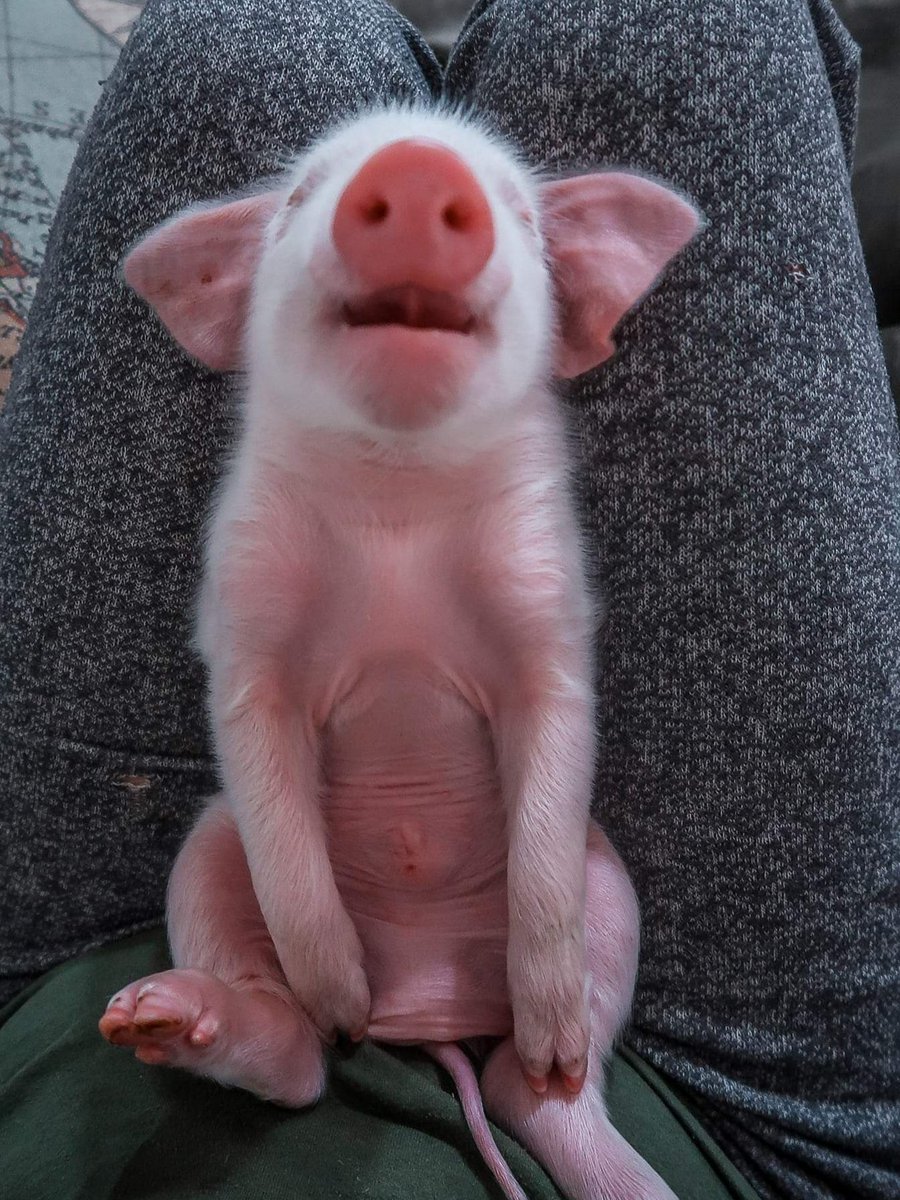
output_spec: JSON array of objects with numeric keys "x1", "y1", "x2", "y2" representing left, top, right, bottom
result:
[{"x1": 98, "y1": 104, "x2": 701, "y2": 1200}]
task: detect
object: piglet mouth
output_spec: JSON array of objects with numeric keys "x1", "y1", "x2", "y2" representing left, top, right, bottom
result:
[{"x1": 342, "y1": 285, "x2": 476, "y2": 334}]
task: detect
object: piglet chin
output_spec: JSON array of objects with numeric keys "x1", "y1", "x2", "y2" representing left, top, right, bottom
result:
[{"x1": 341, "y1": 324, "x2": 477, "y2": 432}]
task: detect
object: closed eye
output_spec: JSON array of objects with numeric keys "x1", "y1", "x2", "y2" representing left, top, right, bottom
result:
[
  {"x1": 498, "y1": 178, "x2": 538, "y2": 235},
  {"x1": 286, "y1": 162, "x2": 329, "y2": 210}
]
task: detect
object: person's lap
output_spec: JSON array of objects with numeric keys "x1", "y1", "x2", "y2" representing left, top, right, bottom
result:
[
  {"x1": 445, "y1": 2, "x2": 900, "y2": 1195},
  {"x1": 0, "y1": 927, "x2": 764, "y2": 1200},
  {"x1": 0, "y1": 1, "x2": 897, "y2": 1198},
  {"x1": 0, "y1": 0, "x2": 441, "y2": 1000}
]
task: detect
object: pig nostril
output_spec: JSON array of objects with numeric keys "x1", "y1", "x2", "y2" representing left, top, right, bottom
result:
[
  {"x1": 361, "y1": 197, "x2": 389, "y2": 224},
  {"x1": 442, "y1": 202, "x2": 469, "y2": 231},
  {"x1": 332, "y1": 141, "x2": 495, "y2": 288}
]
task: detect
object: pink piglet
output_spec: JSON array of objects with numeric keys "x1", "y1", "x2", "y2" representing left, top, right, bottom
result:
[{"x1": 99, "y1": 104, "x2": 702, "y2": 1200}]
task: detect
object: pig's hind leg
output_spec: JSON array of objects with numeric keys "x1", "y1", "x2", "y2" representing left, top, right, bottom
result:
[
  {"x1": 99, "y1": 797, "x2": 325, "y2": 1106},
  {"x1": 480, "y1": 824, "x2": 675, "y2": 1200}
]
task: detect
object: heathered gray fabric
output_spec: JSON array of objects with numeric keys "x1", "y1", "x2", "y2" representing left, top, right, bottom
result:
[
  {"x1": 0, "y1": 1, "x2": 897, "y2": 1198},
  {"x1": 445, "y1": 2, "x2": 900, "y2": 1196},
  {"x1": 0, "y1": 0, "x2": 440, "y2": 997}
]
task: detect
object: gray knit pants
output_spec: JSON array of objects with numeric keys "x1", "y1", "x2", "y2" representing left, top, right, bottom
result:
[{"x1": 0, "y1": 2, "x2": 897, "y2": 1198}]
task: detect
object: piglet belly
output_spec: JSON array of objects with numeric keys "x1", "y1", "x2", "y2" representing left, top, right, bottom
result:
[
  {"x1": 352, "y1": 902, "x2": 512, "y2": 1043},
  {"x1": 322, "y1": 658, "x2": 513, "y2": 1042}
]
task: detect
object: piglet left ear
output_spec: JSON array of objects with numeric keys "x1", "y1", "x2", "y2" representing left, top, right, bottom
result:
[
  {"x1": 124, "y1": 192, "x2": 283, "y2": 372},
  {"x1": 540, "y1": 173, "x2": 703, "y2": 379}
]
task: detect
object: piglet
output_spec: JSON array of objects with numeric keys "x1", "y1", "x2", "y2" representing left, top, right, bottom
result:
[{"x1": 99, "y1": 106, "x2": 701, "y2": 1200}]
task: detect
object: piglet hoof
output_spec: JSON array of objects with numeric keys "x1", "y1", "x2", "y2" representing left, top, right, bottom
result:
[
  {"x1": 99, "y1": 969, "x2": 226, "y2": 1067},
  {"x1": 99, "y1": 968, "x2": 326, "y2": 1106}
]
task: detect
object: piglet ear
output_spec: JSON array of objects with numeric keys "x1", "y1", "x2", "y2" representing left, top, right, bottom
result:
[
  {"x1": 540, "y1": 173, "x2": 702, "y2": 379},
  {"x1": 123, "y1": 192, "x2": 283, "y2": 372}
]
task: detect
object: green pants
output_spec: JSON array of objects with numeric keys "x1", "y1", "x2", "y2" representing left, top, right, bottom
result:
[{"x1": 0, "y1": 928, "x2": 760, "y2": 1200}]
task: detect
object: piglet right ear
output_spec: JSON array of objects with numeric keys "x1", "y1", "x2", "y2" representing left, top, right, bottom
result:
[
  {"x1": 541, "y1": 173, "x2": 703, "y2": 379},
  {"x1": 123, "y1": 192, "x2": 283, "y2": 372}
]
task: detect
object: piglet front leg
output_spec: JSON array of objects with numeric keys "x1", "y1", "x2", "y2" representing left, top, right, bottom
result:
[
  {"x1": 479, "y1": 476, "x2": 599, "y2": 1096},
  {"x1": 499, "y1": 690, "x2": 595, "y2": 1095},
  {"x1": 209, "y1": 656, "x2": 371, "y2": 1043},
  {"x1": 482, "y1": 827, "x2": 676, "y2": 1200}
]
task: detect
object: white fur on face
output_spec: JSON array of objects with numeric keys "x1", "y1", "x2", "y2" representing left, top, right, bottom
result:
[{"x1": 245, "y1": 104, "x2": 555, "y2": 463}]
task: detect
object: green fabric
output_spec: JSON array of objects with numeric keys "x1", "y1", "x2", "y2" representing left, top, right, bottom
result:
[{"x1": 0, "y1": 929, "x2": 761, "y2": 1200}]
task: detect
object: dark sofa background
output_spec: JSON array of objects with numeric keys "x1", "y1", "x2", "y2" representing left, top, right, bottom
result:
[{"x1": 838, "y1": 0, "x2": 900, "y2": 398}]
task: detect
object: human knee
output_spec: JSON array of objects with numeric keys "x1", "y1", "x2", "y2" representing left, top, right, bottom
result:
[
  {"x1": 132, "y1": 0, "x2": 350, "y2": 77},
  {"x1": 448, "y1": 0, "x2": 827, "y2": 158}
]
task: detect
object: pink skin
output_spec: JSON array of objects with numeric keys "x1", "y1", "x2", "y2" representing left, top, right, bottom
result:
[
  {"x1": 104, "y1": 107, "x2": 699, "y2": 1200},
  {"x1": 331, "y1": 138, "x2": 495, "y2": 292}
]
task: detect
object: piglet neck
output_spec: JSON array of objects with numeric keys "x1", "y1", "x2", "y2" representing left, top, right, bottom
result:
[
  {"x1": 239, "y1": 402, "x2": 528, "y2": 528},
  {"x1": 307, "y1": 428, "x2": 504, "y2": 515}
]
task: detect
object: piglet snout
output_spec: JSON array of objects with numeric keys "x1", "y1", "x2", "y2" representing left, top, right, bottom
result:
[{"x1": 332, "y1": 139, "x2": 495, "y2": 292}]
